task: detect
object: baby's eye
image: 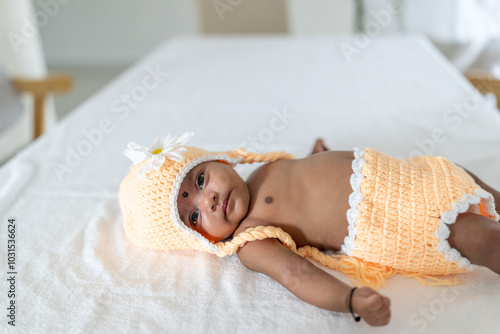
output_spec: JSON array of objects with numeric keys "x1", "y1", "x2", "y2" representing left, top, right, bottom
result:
[
  {"x1": 191, "y1": 209, "x2": 199, "y2": 225},
  {"x1": 197, "y1": 173, "x2": 205, "y2": 189}
]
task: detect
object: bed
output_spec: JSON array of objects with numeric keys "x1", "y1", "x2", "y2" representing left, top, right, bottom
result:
[{"x1": 1, "y1": 34, "x2": 499, "y2": 333}]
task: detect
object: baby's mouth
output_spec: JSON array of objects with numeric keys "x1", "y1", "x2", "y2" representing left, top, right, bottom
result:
[{"x1": 223, "y1": 192, "x2": 230, "y2": 219}]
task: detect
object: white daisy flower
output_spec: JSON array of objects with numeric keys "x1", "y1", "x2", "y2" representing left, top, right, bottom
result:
[{"x1": 124, "y1": 132, "x2": 194, "y2": 178}]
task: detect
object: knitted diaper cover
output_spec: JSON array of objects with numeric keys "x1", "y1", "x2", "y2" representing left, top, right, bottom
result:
[{"x1": 341, "y1": 147, "x2": 500, "y2": 276}]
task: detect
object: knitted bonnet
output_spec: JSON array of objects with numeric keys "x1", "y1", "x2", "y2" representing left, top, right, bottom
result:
[{"x1": 118, "y1": 132, "x2": 295, "y2": 255}]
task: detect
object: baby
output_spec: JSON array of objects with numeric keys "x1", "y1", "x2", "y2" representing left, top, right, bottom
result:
[{"x1": 119, "y1": 132, "x2": 500, "y2": 327}]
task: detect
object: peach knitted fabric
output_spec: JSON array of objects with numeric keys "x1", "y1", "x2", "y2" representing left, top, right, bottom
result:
[{"x1": 342, "y1": 147, "x2": 500, "y2": 276}]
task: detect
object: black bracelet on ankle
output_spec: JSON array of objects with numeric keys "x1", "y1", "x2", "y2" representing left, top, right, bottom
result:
[{"x1": 349, "y1": 287, "x2": 361, "y2": 322}]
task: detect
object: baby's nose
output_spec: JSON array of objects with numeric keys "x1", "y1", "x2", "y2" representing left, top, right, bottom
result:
[{"x1": 203, "y1": 192, "x2": 218, "y2": 212}]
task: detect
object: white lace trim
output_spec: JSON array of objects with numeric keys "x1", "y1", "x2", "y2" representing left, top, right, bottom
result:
[
  {"x1": 341, "y1": 147, "x2": 366, "y2": 256},
  {"x1": 436, "y1": 188, "x2": 500, "y2": 270},
  {"x1": 169, "y1": 154, "x2": 243, "y2": 253}
]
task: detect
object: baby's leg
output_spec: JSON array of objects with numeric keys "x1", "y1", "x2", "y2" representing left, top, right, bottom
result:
[
  {"x1": 460, "y1": 167, "x2": 500, "y2": 214},
  {"x1": 311, "y1": 139, "x2": 330, "y2": 154},
  {"x1": 448, "y1": 212, "x2": 500, "y2": 274}
]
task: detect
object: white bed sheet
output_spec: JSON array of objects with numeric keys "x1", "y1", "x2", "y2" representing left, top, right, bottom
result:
[{"x1": 1, "y1": 34, "x2": 500, "y2": 334}]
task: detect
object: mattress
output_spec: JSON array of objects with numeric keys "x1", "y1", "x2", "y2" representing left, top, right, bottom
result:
[{"x1": 1, "y1": 34, "x2": 499, "y2": 333}]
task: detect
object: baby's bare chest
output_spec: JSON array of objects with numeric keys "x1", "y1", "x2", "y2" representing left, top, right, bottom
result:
[{"x1": 244, "y1": 152, "x2": 354, "y2": 249}]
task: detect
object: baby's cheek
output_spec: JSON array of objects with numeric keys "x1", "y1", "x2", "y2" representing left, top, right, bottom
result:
[{"x1": 219, "y1": 170, "x2": 232, "y2": 186}]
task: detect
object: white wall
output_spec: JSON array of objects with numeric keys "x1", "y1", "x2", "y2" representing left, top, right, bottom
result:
[
  {"x1": 35, "y1": 0, "x2": 199, "y2": 66},
  {"x1": 35, "y1": 0, "x2": 357, "y2": 67},
  {"x1": 287, "y1": 0, "x2": 354, "y2": 34},
  {"x1": 34, "y1": 0, "x2": 500, "y2": 72}
]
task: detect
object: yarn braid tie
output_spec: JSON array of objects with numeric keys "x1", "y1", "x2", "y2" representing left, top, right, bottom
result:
[{"x1": 235, "y1": 148, "x2": 296, "y2": 164}]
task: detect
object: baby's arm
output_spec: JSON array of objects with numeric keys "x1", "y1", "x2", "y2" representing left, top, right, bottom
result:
[{"x1": 237, "y1": 237, "x2": 391, "y2": 326}]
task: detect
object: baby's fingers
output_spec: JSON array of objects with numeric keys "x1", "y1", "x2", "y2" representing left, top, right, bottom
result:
[
  {"x1": 365, "y1": 303, "x2": 391, "y2": 326},
  {"x1": 366, "y1": 292, "x2": 390, "y2": 312},
  {"x1": 357, "y1": 291, "x2": 391, "y2": 326},
  {"x1": 374, "y1": 308, "x2": 391, "y2": 326}
]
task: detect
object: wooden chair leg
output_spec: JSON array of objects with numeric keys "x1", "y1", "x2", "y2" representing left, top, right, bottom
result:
[
  {"x1": 33, "y1": 94, "x2": 46, "y2": 139},
  {"x1": 466, "y1": 74, "x2": 500, "y2": 111},
  {"x1": 11, "y1": 74, "x2": 73, "y2": 139}
]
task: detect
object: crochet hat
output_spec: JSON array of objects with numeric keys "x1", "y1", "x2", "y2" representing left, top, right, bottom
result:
[{"x1": 119, "y1": 132, "x2": 295, "y2": 255}]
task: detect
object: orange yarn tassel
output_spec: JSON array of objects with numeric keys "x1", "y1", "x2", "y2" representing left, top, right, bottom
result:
[{"x1": 399, "y1": 272, "x2": 462, "y2": 286}]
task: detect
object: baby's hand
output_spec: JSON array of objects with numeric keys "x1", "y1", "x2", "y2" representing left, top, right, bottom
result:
[{"x1": 351, "y1": 287, "x2": 391, "y2": 326}]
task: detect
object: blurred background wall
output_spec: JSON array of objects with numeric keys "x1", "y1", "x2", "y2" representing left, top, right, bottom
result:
[
  {"x1": 16, "y1": 0, "x2": 500, "y2": 119},
  {"x1": 37, "y1": 0, "x2": 199, "y2": 66},
  {"x1": 34, "y1": 0, "x2": 199, "y2": 118}
]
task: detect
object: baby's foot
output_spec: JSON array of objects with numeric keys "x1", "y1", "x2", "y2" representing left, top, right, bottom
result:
[{"x1": 311, "y1": 139, "x2": 329, "y2": 155}]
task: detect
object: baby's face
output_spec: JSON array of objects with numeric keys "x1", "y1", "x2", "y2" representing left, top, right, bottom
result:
[{"x1": 177, "y1": 161, "x2": 250, "y2": 242}]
